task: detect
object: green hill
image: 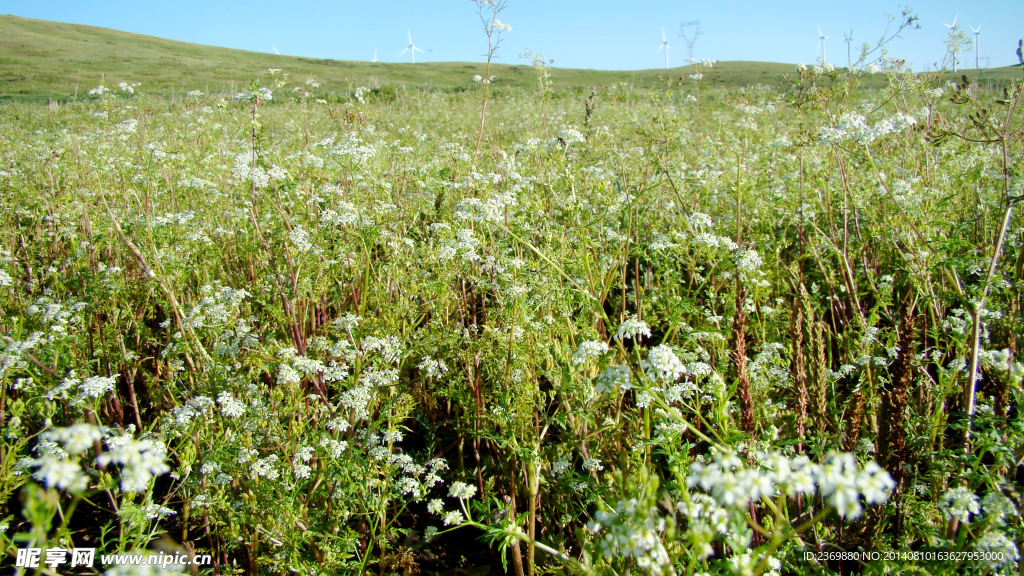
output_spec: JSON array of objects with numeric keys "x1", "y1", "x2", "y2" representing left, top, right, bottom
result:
[{"x1": 0, "y1": 14, "x2": 1019, "y2": 101}]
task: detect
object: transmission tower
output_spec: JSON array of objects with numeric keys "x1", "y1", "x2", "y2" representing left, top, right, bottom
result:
[{"x1": 679, "y1": 20, "x2": 701, "y2": 62}]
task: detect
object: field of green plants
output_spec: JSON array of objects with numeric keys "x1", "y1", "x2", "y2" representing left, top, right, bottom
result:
[{"x1": 1, "y1": 32, "x2": 1023, "y2": 576}]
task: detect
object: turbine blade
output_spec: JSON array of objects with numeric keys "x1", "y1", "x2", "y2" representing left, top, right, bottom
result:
[
  {"x1": 399, "y1": 47, "x2": 408, "y2": 56},
  {"x1": 272, "y1": 44, "x2": 279, "y2": 55},
  {"x1": 817, "y1": 24, "x2": 822, "y2": 36},
  {"x1": 413, "y1": 46, "x2": 423, "y2": 52},
  {"x1": 408, "y1": 29, "x2": 412, "y2": 43}
]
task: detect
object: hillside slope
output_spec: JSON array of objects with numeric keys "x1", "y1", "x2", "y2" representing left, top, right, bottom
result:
[{"x1": 0, "y1": 14, "x2": 1018, "y2": 101}]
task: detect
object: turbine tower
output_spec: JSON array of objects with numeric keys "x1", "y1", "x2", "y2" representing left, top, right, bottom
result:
[
  {"x1": 679, "y1": 20, "x2": 701, "y2": 62},
  {"x1": 372, "y1": 48, "x2": 378, "y2": 62},
  {"x1": 970, "y1": 25, "x2": 981, "y2": 69},
  {"x1": 843, "y1": 30, "x2": 853, "y2": 68},
  {"x1": 657, "y1": 28, "x2": 671, "y2": 69},
  {"x1": 399, "y1": 30, "x2": 423, "y2": 64},
  {"x1": 943, "y1": 15, "x2": 959, "y2": 73},
  {"x1": 817, "y1": 25, "x2": 829, "y2": 63}
]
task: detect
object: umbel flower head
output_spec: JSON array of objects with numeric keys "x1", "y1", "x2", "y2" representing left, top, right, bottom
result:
[
  {"x1": 939, "y1": 487, "x2": 980, "y2": 522},
  {"x1": 97, "y1": 429, "x2": 171, "y2": 492},
  {"x1": 20, "y1": 423, "x2": 106, "y2": 492},
  {"x1": 448, "y1": 481, "x2": 478, "y2": 500},
  {"x1": 573, "y1": 340, "x2": 609, "y2": 365},
  {"x1": 615, "y1": 316, "x2": 651, "y2": 341},
  {"x1": 641, "y1": 345, "x2": 686, "y2": 382},
  {"x1": 588, "y1": 489, "x2": 672, "y2": 573}
]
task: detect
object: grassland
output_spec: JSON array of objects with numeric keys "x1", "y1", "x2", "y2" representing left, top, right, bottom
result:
[
  {"x1": 0, "y1": 56, "x2": 1022, "y2": 573},
  {"x1": 2, "y1": 14, "x2": 1020, "y2": 103},
  {"x1": 2, "y1": 10, "x2": 1024, "y2": 576}
]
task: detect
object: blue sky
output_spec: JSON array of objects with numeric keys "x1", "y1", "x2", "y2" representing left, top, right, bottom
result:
[{"x1": 4, "y1": 0, "x2": 1021, "y2": 71}]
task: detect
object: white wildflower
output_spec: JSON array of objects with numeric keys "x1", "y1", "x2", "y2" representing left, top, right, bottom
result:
[
  {"x1": 573, "y1": 340, "x2": 609, "y2": 365},
  {"x1": 596, "y1": 365, "x2": 631, "y2": 394},
  {"x1": 939, "y1": 487, "x2": 980, "y2": 522},
  {"x1": 448, "y1": 481, "x2": 477, "y2": 500},
  {"x1": 217, "y1": 392, "x2": 246, "y2": 418},
  {"x1": 97, "y1": 436, "x2": 171, "y2": 492},
  {"x1": 641, "y1": 345, "x2": 685, "y2": 382},
  {"x1": 614, "y1": 316, "x2": 651, "y2": 341}
]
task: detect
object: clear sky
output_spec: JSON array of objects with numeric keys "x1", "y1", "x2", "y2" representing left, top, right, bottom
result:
[{"x1": 3, "y1": 0, "x2": 1021, "y2": 71}]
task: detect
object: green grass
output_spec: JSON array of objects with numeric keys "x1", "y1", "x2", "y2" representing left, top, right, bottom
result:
[{"x1": 4, "y1": 14, "x2": 1019, "y2": 103}]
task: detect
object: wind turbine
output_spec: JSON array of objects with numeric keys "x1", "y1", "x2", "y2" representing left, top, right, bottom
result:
[
  {"x1": 970, "y1": 25, "x2": 981, "y2": 69},
  {"x1": 943, "y1": 15, "x2": 959, "y2": 72},
  {"x1": 843, "y1": 30, "x2": 853, "y2": 68},
  {"x1": 816, "y1": 25, "x2": 828, "y2": 63},
  {"x1": 272, "y1": 45, "x2": 280, "y2": 55},
  {"x1": 657, "y1": 28, "x2": 671, "y2": 69},
  {"x1": 399, "y1": 29, "x2": 423, "y2": 64}
]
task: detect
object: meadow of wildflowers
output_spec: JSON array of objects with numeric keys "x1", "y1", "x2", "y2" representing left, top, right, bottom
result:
[{"x1": 1, "y1": 33, "x2": 1023, "y2": 576}]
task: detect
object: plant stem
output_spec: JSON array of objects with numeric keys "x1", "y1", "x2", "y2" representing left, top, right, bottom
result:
[
  {"x1": 473, "y1": 1, "x2": 505, "y2": 160},
  {"x1": 964, "y1": 135, "x2": 1016, "y2": 446}
]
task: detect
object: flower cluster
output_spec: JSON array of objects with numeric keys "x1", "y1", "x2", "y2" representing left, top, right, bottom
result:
[
  {"x1": 20, "y1": 424, "x2": 171, "y2": 494},
  {"x1": 588, "y1": 497, "x2": 672, "y2": 574},
  {"x1": 217, "y1": 392, "x2": 246, "y2": 418},
  {"x1": 417, "y1": 356, "x2": 448, "y2": 379},
  {"x1": 687, "y1": 451, "x2": 894, "y2": 519},
  {"x1": 45, "y1": 372, "x2": 120, "y2": 405},
  {"x1": 449, "y1": 481, "x2": 478, "y2": 500},
  {"x1": 97, "y1": 430, "x2": 172, "y2": 493},
  {"x1": 818, "y1": 112, "x2": 918, "y2": 145},
  {"x1": 675, "y1": 492, "x2": 731, "y2": 558},
  {"x1": 614, "y1": 316, "x2": 651, "y2": 341},
  {"x1": 595, "y1": 365, "x2": 631, "y2": 394},
  {"x1": 641, "y1": 345, "x2": 686, "y2": 383},
  {"x1": 426, "y1": 479, "x2": 477, "y2": 528},
  {"x1": 21, "y1": 424, "x2": 104, "y2": 491},
  {"x1": 573, "y1": 340, "x2": 609, "y2": 365},
  {"x1": 939, "y1": 487, "x2": 980, "y2": 522}
]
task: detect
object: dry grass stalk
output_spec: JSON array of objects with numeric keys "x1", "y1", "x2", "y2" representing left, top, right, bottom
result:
[
  {"x1": 812, "y1": 319, "x2": 830, "y2": 432},
  {"x1": 732, "y1": 283, "x2": 754, "y2": 433},
  {"x1": 843, "y1": 391, "x2": 866, "y2": 452},
  {"x1": 879, "y1": 299, "x2": 916, "y2": 489},
  {"x1": 799, "y1": 283, "x2": 831, "y2": 434},
  {"x1": 843, "y1": 315, "x2": 872, "y2": 452},
  {"x1": 791, "y1": 287, "x2": 808, "y2": 448}
]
